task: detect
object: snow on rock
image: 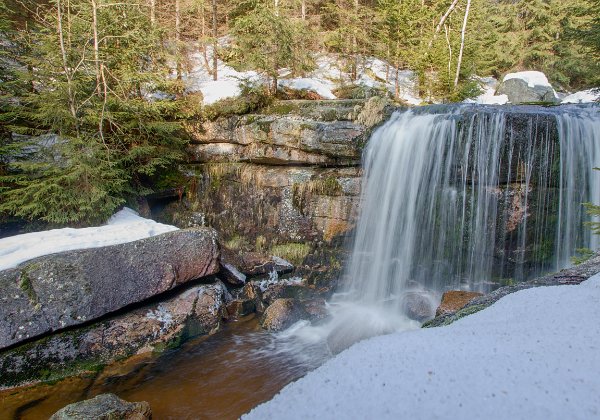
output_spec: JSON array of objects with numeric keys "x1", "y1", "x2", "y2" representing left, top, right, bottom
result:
[
  {"x1": 0, "y1": 207, "x2": 178, "y2": 271},
  {"x1": 278, "y1": 78, "x2": 337, "y2": 99},
  {"x1": 246, "y1": 274, "x2": 600, "y2": 419},
  {"x1": 503, "y1": 71, "x2": 552, "y2": 88},
  {"x1": 562, "y1": 89, "x2": 600, "y2": 104}
]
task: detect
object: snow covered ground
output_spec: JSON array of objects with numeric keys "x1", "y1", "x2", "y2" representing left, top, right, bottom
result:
[
  {"x1": 0, "y1": 208, "x2": 178, "y2": 271},
  {"x1": 246, "y1": 274, "x2": 600, "y2": 419},
  {"x1": 465, "y1": 76, "x2": 509, "y2": 105},
  {"x1": 562, "y1": 89, "x2": 600, "y2": 104},
  {"x1": 183, "y1": 46, "x2": 261, "y2": 105},
  {"x1": 181, "y1": 46, "x2": 423, "y2": 105},
  {"x1": 181, "y1": 47, "x2": 599, "y2": 107}
]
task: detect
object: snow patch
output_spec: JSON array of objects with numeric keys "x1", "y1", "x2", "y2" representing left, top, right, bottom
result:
[
  {"x1": 182, "y1": 46, "x2": 261, "y2": 105},
  {"x1": 0, "y1": 207, "x2": 178, "y2": 271},
  {"x1": 246, "y1": 274, "x2": 600, "y2": 419},
  {"x1": 278, "y1": 78, "x2": 337, "y2": 99},
  {"x1": 562, "y1": 89, "x2": 600, "y2": 104}
]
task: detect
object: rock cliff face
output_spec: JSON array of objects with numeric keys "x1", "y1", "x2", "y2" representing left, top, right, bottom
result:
[
  {"x1": 183, "y1": 100, "x2": 370, "y2": 241},
  {"x1": 160, "y1": 100, "x2": 391, "y2": 279}
]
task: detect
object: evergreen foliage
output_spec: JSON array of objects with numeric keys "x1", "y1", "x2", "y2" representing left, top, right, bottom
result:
[
  {"x1": 231, "y1": 3, "x2": 315, "y2": 94},
  {"x1": 0, "y1": 0, "x2": 190, "y2": 225},
  {"x1": 0, "y1": 0, "x2": 598, "y2": 225}
]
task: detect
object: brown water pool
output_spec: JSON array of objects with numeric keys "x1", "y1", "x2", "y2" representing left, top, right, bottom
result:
[{"x1": 0, "y1": 316, "x2": 331, "y2": 419}]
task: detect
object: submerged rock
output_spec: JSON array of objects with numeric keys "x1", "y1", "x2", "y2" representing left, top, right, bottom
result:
[
  {"x1": 0, "y1": 228, "x2": 220, "y2": 350},
  {"x1": 435, "y1": 291, "x2": 484, "y2": 317},
  {"x1": 260, "y1": 298, "x2": 308, "y2": 331},
  {"x1": 50, "y1": 393, "x2": 151, "y2": 420}
]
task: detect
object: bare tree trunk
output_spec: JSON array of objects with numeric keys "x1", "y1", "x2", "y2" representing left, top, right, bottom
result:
[
  {"x1": 351, "y1": 0, "x2": 359, "y2": 81},
  {"x1": 395, "y1": 62, "x2": 400, "y2": 99},
  {"x1": 200, "y1": 1, "x2": 211, "y2": 73},
  {"x1": 212, "y1": 0, "x2": 217, "y2": 80},
  {"x1": 56, "y1": 0, "x2": 78, "y2": 131},
  {"x1": 444, "y1": 23, "x2": 452, "y2": 82},
  {"x1": 274, "y1": 0, "x2": 279, "y2": 15},
  {"x1": 272, "y1": 76, "x2": 278, "y2": 95},
  {"x1": 428, "y1": 0, "x2": 460, "y2": 49},
  {"x1": 301, "y1": 0, "x2": 306, "y2": 20},
  {"x1": 455, "y1": 0, "x2": 471, "y2": 87},
  {"x1": 66, "y1": 0, "x2": 72, "y2": 48},
  {"x1": 91, "y1": 0, "x2": 101, "y2": 95},
  {"x1": 149, "y1": 0, "x2": 155, "y2": 26},
  {"x1": 91, "y1": 0, "x2": 108, "y2": 142},
  {"x1": 175, "y1": 0, "x2": 182, "y2": 80}
]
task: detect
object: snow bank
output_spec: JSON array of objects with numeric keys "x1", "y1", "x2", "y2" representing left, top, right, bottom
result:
[
  {"x1": 278, "y1": 78, "x2": 336, "y2": 99},
  {"x1": 562, "y1": 89, "x2": 600, "y2": 104},
  {"x1": 246, "y1": 275, "x2": 600, "y2": 419},
  {"x1": 0, "y1": 208, "x2": 178, "y2": 271},
  {"x1": 464, "y1": 76, "x2": 509, "y2": 105},
  {"x1": 465, "y1": 89, "x2": 509, "y2": 105},
  {"x1": 183, "y1": 47, "x2": 260, "y2": 105},
  {"x1": 503, "y1": 71, "x2": 552, "y2": 88},
  {"x1": 181, "y1": 48, "x2": 424, "y2": 105}
]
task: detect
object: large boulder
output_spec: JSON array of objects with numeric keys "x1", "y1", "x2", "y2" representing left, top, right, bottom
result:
[
  {"x1": 0, "y1": 281, "x2": 230, "y2": 388},
  {"x1": 0, "y1": 228, "x2": 220, "y2": 350},
  {"x1": 50, "y1": 393, "x2": 151, "y2": 420},
  {"x1": 496, "y1": 71, "x2": 559, "y2": 104}
]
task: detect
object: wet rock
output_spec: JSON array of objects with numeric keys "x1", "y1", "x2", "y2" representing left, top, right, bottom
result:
[
  {"x1": 424, "y1": 253, "x2": 600, "y2": 328},
  {"x1": 226, "y1": 299, "x2": 256, "y2": 318},
  {"x1": 220, "y1": 262, "x2": 247, "y2": 287},
  {"x1": 260, "y1": 299, "x2": 308, "y2": 331},
  {"x1": 435, "y1": 291, "x2": 484, "y2": 317},
  {"x1": 262, "y1": 282, "x2": 312, "y2": 305},
  {"x1": 402, "y1": 292, "x2": 437, "y2": 322},
  {"x1": 301, "y1": 298, "x2": 329, "y2": 321},
  {"x1": 50, "y1": 393, "x2": 151, "y2": 420},
  {"x1": 0, "y1": 228, "x2": 220, "y2": 351},
  {"x1": 0, "y1": 281, "x2": 230, "y2": 388},
  {"x1": 221, "y1": 248, "x2": 294, "y2": 278}
]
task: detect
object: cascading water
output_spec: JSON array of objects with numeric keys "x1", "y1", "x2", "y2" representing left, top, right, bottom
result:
[
  {"x1": 290, "y1": 104, "x2": 599, "y2": 354},
  {"x1": 344, "y1": 104, "x2": 600, "y2": 315}
]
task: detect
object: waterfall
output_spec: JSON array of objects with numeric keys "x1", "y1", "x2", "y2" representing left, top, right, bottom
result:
[{"x1": 344, "y1": 104, "x2": 600, "y2": 313}]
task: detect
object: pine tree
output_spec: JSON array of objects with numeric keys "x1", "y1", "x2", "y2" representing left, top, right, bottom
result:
[
  {"x1": 231, "y1": 4, "x2": 314, "y2": 94},
  {"x1": 0, "y1": 0, "x2": 190, "y2": 225}
]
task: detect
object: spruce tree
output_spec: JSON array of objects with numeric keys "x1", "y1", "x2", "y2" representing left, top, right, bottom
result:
[
  {"x1": 0, "y1": 0, "x2": 190, "y2": 225},
  {"x1": 231, "y1": 4, "x2": 314, "y2": 94}
]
